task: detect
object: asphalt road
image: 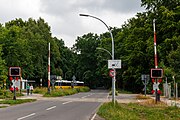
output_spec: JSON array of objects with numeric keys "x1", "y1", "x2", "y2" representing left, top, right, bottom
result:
[{"x1": 0, "y1": 90, "x2": 109, "y2": 120}]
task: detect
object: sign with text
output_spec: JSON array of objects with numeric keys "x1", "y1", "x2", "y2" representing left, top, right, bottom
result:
[{"x1": 108, "y1": 60, "x2": 121, "y2": 69}]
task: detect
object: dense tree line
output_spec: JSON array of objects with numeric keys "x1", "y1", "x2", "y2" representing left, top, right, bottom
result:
[
  {"x1": 0, "y1": 0, "x2": 179, "y2": 93},
  {"x1": 73, "y1": 0, "x2": 180, "y2": 92},
  {"x1": 0, "y1": 18, "x2": 75, "y2": 87}
]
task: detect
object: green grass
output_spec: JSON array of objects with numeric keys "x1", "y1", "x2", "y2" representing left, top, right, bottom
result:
[
  {"x1": 0, "y1": 99, "x2": 36, "y2": 105},
  {"x1": 76, "y1": 86, "x2": 90, "y2": 92},
  {"x1": 33, "y1": 87, "x2": 90, "y2": 97},
  {"x1": 0, "y1": 106, "x2": 7, "y2": 108},
  {"x1": 0, "y1": 90, "x2": 24, "y2": 99},
  {"x1": 109, "y1": 89, "x2": 132, "y2": 96},
  {"x1": 44, "y1": 89, "x2": 77, "y2": 97},
  {"x1": 118, "y1": 89, "x2": 132, "y2": 94},
  {"x1": 33, "y1": 87, "x2": 47, "y2": 94},
  {"x1": 98, "y1": 101, "x2": 180, "y2": 120},
  {"x1": 136, "y1": 94, "x2": 151, "y2": 99}
]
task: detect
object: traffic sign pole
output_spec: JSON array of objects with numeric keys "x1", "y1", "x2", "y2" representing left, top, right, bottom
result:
[
  {"x1": 112, "y1": 67, "x2": 115, "y2": 104},
  {"x1": 13, "y1": 77, "x2": 16, "y2": 100}
]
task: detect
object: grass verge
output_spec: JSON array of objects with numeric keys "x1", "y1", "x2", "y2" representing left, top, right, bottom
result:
[
  {"x1": 0, "y1": 99, "x2": 36, "y2": 106},
  {"x1": 33, "y1": 87, "x2": 90, "y2": 97},
  {"x1": 0, "y1": 90, "x2": 24, "y2": 99},
  {"x1": 136, "y1": 94, "x2": 151, "y2": 99},
  {"x1": 97, "y1": 101, "x2": 180, "y2": 120}
]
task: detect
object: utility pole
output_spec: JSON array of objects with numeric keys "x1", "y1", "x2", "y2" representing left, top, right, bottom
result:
[{"x1": 79, "y1": 14, "x2": 116, "y2": 104}]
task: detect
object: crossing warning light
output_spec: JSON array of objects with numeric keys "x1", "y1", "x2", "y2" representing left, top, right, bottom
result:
[
  {"x1": 9, "y1": 67, "x2": 21, "y2": 77},
  {"x1": 151, "y1": 68, "x2": 163, "y2": 78}
]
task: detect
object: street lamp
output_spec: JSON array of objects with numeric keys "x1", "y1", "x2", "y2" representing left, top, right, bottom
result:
[
  {"x1": 79, "y1": 14, "x2": 116, "y2": 103},
  {"x1": 96, "y1": 47, "x2": 112, "y2": 58}
]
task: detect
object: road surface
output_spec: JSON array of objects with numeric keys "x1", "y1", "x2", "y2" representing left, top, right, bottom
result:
[{"x1": 0, "y1": 90, "x2": 109, "y2": 120}]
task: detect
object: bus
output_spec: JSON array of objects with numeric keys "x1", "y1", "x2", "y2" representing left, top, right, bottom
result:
[{"x1": 54, "y1": 80, "x2": 84, "y2": 89}]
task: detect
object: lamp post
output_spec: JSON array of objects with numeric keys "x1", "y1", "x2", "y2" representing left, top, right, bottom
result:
[
  {"x1": 96, "y1": 47, "x2": 112, "y2": 58},
  {"x1": 79, "y1": 14, "x2": 116, "y2": 103}
]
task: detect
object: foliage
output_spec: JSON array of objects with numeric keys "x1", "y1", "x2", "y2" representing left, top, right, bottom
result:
[
  {"x1": 71, "y1": 0, "x2": 180, "y2": 92},
  {"x1": 0, "y1": 0, "x2": 180, "y2": 93},
  {"x1": 0, "y1": 99, "x2": 36, "y2": 105},
  {"x1": 33, "y1": 87, "x2": 90, "y2": 97},
  {"x1": 0, "y1": 90, "x2": 24, "y2": 99},
  {"x1": 33, "y1": 87, "x2": 47, "y2": 94},
  {"x1": 73, "y1": 33, "x2": 100, "y2": 88},
  {"x1": 0, "y1": 18, "x2": 75, "y2": 87},
  {"x1": 78, "y1": 86, "x2": 90, "y2": 92},
  {"x1": 98, "y1": 102, "x2": 180, "y2": 120}
]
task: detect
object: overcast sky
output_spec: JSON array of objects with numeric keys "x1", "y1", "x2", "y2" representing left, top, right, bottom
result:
[{"x1": 0, "y1": 0, "x2": 145, "y2": 48}]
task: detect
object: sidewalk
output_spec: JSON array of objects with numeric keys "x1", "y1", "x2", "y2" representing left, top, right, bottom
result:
[
  {"x1": 18, "y1": 92, "x2": 44, "y2": 100},
  {"x1": 151, "y1": 96, "x2": 180, "y2": 108},
  {"x1": 160, "y1": 97, "x2": 180, "y2": 108}
]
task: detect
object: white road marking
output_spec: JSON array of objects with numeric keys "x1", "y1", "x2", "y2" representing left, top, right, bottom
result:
[
  {"x1": 90, "y1": 113, "x2": 96, "y2": 120},
  {"x1": 81, "y1": 93, "x2": 93, "y2": 99},
  {"x1": 17, "y1": 113, "x2": 36, "y2": 120},
  {"x1": 46, "y1": 106, "x2": 56, "y2": 111},
  {"x1": 81, "y1": 96, "x2": 87, "y2": 99},
  {"x1": 62, "y1": 101, "x2": 72, "y2": 105}
]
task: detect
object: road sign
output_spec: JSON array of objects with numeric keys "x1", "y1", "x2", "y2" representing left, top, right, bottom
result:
[
  {"x1": 50, "y1": 79, "x2": 56, "y2": 84},
  {"x1": 12, "y1": 80, "x2": 20, "y2": 89},
  {"x1": 108, "y1": 60, "x2": 121, "y2": 69},
  {"x1": 50, "y1": 75, "x2": 57, "y2": 80},
  {"x1": 153, "y1": 83, "x2": 159, "y2": 90},
  {"x1": 141, "y1": 74, "x2": 150, "y2": 84},
  {"x1": 109, "y1": 69, "x2": 116, "y2": 77}
]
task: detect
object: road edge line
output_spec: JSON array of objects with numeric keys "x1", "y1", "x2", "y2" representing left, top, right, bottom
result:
[{"x1": 90, "y1": 92, "x2": 109, "y2": 120}]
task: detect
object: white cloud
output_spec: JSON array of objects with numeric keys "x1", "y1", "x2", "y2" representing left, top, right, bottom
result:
[
  {"x1": 0, "y1": 0, "x2": 41, "y2": 22},
  {"x1": 0, "y1": 0, "x2": 145, "y2": 48}
]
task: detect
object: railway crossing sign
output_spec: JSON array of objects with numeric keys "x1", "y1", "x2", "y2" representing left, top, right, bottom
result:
[
  {"x1": 153, "y1": 83, "x2": 159, "y2": 91},
  {"x1": 151, "y1": 79, "x2": 162, "y2": 94},
  {"x1": 12, "y1": 80, "x2": 20, "y2": 88}
]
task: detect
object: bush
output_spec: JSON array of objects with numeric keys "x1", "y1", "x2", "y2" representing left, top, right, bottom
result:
[
  {"x1": 0, "y1": 99, "x2": 36, "y2": 105},
  {"x1": 78, "y1": 87, "x2": 90, "y2": 92},
  {"x1": 44, "y1": 90, "x2": 65, "y2": 97},
  {"x1": 0, "y1": 90, "x2": 20, "y2": 99},
  {"x1": 33, "y1": 87, "x2": 47, "y2": 94},
  {"x1": 63, "y1": 89, "x2": 78, "y2": 95},
  {"x1": 43, "y1": 87, "x2": 90, "y2": 97}
]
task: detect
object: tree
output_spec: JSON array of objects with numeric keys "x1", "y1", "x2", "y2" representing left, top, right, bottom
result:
[
  {"x1": 0, "y1": 25, "x2": 7, "y2": 88},
  {"x1": 73, "y1": 33, "x2": 100, "y2": 88}
]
